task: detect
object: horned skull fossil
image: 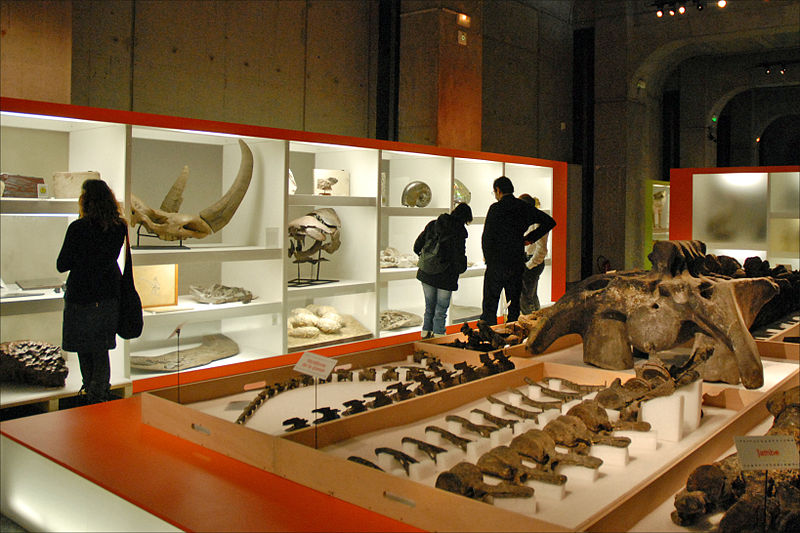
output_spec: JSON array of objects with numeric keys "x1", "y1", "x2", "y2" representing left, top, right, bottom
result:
[
  {"x1": 523, "y1": 240, "x2": 779, "y2": 389},
  {"x1": 130, "y1": 138, "x2": 253, "y2": 241},
  {"x1": 287, "y1": 207, "x2": 342, "y2": 263}
]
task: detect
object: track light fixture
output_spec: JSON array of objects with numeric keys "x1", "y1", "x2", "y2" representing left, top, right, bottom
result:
[
  {"x1": 759, "y1": 61, "x2": 794, "y2": 76},
  {"x1": 653, "y1": 0, "x2": 725, "y2": 17}
]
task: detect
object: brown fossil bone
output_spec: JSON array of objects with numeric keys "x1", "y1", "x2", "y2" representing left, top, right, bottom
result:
[
  {"x1": 435, "y1": 462, "x2": 534, "y2": 501},
  {"x1": 130, "y1": 139, "x2": 253, "y2": 241},
  {"x1": 524, "y1": 240, "x2": 778, "y2": 388},
  {"x1": 477, "y1": 446, "x2": 567, "y2": 486},
  {"x1": 510, "y1": 429, "x2": 603, "y2": 470},
  {"x1": 287, "y1": 207, "x2": 342, "y2": 263}
]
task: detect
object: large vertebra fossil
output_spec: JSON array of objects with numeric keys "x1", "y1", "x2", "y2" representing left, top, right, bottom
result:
[
  {"x1": 287, "y1": 207, "x2": 342, "y2": 263},
  {"x1": 130, "y1": 138, "x2": 253, "y2": 241},
  {"x1": 523, "y1": 240, "x2": 779, "y2": 389}
]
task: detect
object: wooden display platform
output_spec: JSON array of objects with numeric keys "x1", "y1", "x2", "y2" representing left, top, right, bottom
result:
[{"x1": 140, "y1": 341, "x2": 798, "y2": 532}]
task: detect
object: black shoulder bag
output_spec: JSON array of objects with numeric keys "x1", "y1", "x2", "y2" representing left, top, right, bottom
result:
[{"x1": 117, "y1": 231, "x2": 143, "y2": 339}]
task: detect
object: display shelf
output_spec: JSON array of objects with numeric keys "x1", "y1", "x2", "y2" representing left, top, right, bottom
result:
[
  {"x1": 131, "y1": 245, "x2": 282, "y2": 266},
  {"x1": 129, "y1": 346, "x2": 282, "y2": 378},
  {"x1": 0, "y1": 286, "x2": 64, "y2": 313},
  {"x1": 287, "y1": 279, "x2": 375, "y2": 299},
  {"x1": 0, "y1": 198, "x2": 78, "y2": 214},
  {"x1": 380, "y1": 206, "x2": 449, "y2": 217},
  {"x1": 143, "y1": 296, "x2": 282, "y2": 323},
  {"x1": 288, "y1": 194, "x2": 376, "y2": 207},
  {"x1": 0, "y1": 354, "x2": 130, "y2": 410}
]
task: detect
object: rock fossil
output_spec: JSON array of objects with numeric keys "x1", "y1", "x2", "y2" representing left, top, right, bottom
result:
[{"x1": 0, "y1": 340, "x2": 69, "y2": 387}]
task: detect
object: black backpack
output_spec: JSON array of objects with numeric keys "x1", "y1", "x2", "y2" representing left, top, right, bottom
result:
[{"x1": 417, "y1": 230, "x2": 449, "y2": 274}]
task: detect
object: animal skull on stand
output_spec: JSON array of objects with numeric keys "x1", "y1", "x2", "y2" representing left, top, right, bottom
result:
[
  {"x1": 130, "y1": 139, "x2": 253, "y2": 241},
  {"x1": 287, "y1": 207, "x2": 342, "y2": 263}
]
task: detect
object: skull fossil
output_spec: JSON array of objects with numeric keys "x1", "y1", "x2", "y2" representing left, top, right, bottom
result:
[
  {"x1": 130, "y1": 138, "x2": 253, "y2": 241},
  {"x1": 287, "y1": 207, "x2": 342, "y2": 263}
]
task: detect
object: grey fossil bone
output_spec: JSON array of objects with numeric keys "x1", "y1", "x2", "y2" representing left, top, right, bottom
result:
[
  {"x1": 131, "y1": 139, "x2": 253, "y2": 241},
  {"x1": 436, "y1": 462, "x2": 534, "y2": 501},
  {"x1": 129, "y1": 334, "x2": 239, "y2": 372},
  {"x1": 445, "y1": 415, "x2": 498, "y2": 438}
]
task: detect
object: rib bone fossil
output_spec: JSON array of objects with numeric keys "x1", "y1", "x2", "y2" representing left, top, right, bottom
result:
[{"x1": 131, "y1": 138, "x2": 253, "y2": 241}]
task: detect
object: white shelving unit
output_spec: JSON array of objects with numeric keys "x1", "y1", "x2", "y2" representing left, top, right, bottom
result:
[{"x1": 1, "y1": 99, "x2": 565, "y2": 408}]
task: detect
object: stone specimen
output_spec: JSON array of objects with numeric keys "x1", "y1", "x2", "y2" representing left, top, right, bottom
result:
[
  {"x1": 0, "y1": 340, "x2": 68, "y2": 387},
  {"x1": 287, "y1": 304, "x2": 344, "y2": 338},
  {"x1": 0, "y1": 174, "x2": 45, "y2": 198},
  {"x1": 189, "y1": 283, "x2": 254, "y2": 304},
  {"x1": 131, "y1": 139, "x2": 253, "y2": 241},
  {"x1": 435, "y1": 462, "x2": 534, "y2": 501},
  {"x1": 453, "y1": 178, "x2": 471, "y2": 204},
  {"x1": 129, "y1": 334, "x2": 239, "y2": 372},
  {"x1": 379, "y1": 246, "x2": 418, "y2": 268},
  {"x1": 401, "y1": 181, "x2": 432, "y2": 207},
  {"x1": 379, "y1": 309, "x2": 422, "y2": 330},
  {"x1": 523, "y1": 240, "x2": 778, "y2": 388},
  {"x1": 52, "y1": 170, "x2": 100, "y2": 198},
  {"x1": 671, "y1": 386, "x2": 800, "y2": 531},
  {"x1": 287, "y1": 207, "x2": 342, "y2": 264}
]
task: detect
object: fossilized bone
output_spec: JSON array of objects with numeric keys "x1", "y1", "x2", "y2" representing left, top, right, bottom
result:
[
  {"x1": 477, "y1": 446, "x2": 567, "y2": 486},
  {"x1": 510, "y1": 429, "x2": 603, "y2": 470},
  {"x1": 287, "y1": 207, "x2": 342, "y2": 263},
  {"x1": 523, "y1": 240, "x2": 778, "y2": 388},
  {"x1": 401, "y1": 437, "x2": 448, "y2": 462},
  {"x1": 435, "y1": 462, "x2": 534, "y2": 501},
  {"x1": 131, "y1": 139, "x2": 253, "y2": 241}
]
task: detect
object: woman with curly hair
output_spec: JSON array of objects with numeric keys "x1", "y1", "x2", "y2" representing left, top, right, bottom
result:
[{"x1": 57, "y1": 179, "x2": 127, "y2": 403}]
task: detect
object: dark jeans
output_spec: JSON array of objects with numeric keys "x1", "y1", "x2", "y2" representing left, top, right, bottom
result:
[
  {"x1": 520, "y1": 261, "x2": 545, "y2": 314},
  {"x1": 480, "y1": 265, "x2": 524, "y2": 325},
  {"x1": 77, "y1": 350, "x2": 111, "y2": 402}
]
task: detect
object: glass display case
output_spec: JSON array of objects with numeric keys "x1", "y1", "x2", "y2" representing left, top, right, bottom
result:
[{"x1": 0, "y1": 97, "x2": 567, "y2": 410}]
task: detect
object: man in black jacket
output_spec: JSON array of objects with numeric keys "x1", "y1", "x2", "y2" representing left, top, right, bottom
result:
[{"x1": 480, "y1": 176, "x2": 556, "y2": 324}]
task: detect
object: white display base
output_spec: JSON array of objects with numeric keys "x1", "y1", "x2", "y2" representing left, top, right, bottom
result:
[{"x1": 1, "y1": 436, "x2": 179, "y2": 532}]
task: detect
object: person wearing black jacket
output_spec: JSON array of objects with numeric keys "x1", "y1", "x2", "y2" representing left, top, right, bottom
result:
[
  {"x1": 413, "y1": 202, "x2": 473, "y2": 337},
  {"x1": 480, "y1": 176, "x2": 555, "y2": 325},
  {"x1": 57, "y1": 179, "x2": 127, "y2": 404}
]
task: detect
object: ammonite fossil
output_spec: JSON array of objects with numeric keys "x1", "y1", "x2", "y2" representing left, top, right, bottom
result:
[{"x1": 401, "y1": 180, "x2": 432, "y2": 207}]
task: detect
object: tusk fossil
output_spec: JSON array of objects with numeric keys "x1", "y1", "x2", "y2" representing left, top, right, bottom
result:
[
  {"x1": 160, "y1": 165, "x2": 189, "y2": 213},
  {"x1": 200, "y1": 138, "x2": 254, "y2": 232}
]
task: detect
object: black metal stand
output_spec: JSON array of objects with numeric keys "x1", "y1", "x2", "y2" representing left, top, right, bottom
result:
[
  {"x1": 133, "y1": 224, "x2": 190, "y2": 249},
  {"x1": 288, "y1": 250, "x2": 337, "y2": 287}
]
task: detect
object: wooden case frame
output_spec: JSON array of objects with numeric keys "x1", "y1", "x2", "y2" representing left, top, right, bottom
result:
[{"x1": 141, "y1": 337, "x2": 798, "y2": 532}]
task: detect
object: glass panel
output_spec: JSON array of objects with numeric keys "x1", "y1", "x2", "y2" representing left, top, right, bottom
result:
[
  {"x1": 769, "y1": 172, "x2": 800, "y2": 216},
  {"x1": 692, "y1": 172, "x2": 768, "y2": 250}
]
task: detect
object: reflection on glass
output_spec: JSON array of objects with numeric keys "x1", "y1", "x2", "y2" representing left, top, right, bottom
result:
[{"x1": 693, "y1": 173, "x2": 768, "y2": 246}]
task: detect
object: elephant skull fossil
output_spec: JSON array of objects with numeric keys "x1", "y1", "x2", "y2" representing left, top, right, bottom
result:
[{"x1": 130, "y1": 138, "x2": 253, "y2": 241}]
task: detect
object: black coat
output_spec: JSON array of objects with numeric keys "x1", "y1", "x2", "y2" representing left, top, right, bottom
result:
[
  {"x1": 414, "y1": 213, "x2": 468, "y2": 291},
  {"x1": 481, "y1": 194, "x2": 555, "y2": 272}
]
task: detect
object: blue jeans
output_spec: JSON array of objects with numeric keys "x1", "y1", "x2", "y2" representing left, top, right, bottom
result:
[{"x1": 421, "y1": 282, "x2": 452, "y2": 335}]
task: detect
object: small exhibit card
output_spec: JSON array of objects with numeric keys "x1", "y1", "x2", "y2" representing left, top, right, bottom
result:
[
  {"x1": 734, "y1": 435, "x2": 800, "y2": 471},
  {"x1": 293, "y1": 351, "x2": 337, "y2": 380}
]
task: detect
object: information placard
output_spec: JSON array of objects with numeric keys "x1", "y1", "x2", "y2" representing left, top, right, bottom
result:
[
  {"x1": 734, "y1": 435, "x2": 800, "y2": 471},
  {"x1": 293, "y1": 351, "x2": 336, "y2": 380}
]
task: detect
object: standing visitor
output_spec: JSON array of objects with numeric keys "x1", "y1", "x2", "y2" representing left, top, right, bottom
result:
[
  {"x1": 519, "y1": 194, "x2": 552, "y2": 313},
  {"x1": 57, "y1": 179, "x2": 127, "y2": 404},
  {"x1": 414, "y1": 202, "x2": 473, "y2": 338},
  {"x1": 480, "y1": 177, "x2": 555, "y2": 325}
]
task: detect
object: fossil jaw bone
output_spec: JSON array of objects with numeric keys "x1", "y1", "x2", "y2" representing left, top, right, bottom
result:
[{"x1": 130, "y1": 138, "x2": 253, "y2": 241}]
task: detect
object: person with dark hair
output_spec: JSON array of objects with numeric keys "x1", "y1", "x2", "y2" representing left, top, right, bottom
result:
[
  {"x1": 413, "y1": 202, "x2": 473, "y2": 337},
  {"x1": 518, "y1": 194, "x2": 551, "y2": 313},
  {"x1": 480, "y1": 177, "x2": 555, "y2": 325},
  {"x1": 57, "y1": 179, "x2": 127, "y2": 404}
]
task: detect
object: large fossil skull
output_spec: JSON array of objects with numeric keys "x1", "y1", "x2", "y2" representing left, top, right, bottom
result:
[
  {"x1": 130, "y1": 138, "x2": 253, "y2": 241},
  {"x1": 523, "y1": 240, "x2": 779, "y2": 389},
  {"x1": 287, "y1": 207, "x2": 341, "y2": 263}
]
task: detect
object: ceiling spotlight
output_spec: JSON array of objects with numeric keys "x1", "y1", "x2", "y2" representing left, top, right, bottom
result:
[
  {"x1": 678, "y1": 5, "x2": 686, "y2": 14},
  {"x1": 779, "y1": 65, "x2": 787, "y2": 75},
  {"x1": 696, "y1": 1, "x2": 704, "y2": 10},
  {"x1": 657, "y1": 8, "x2": 664, "y2": 17},
  {"x1": 717, "y1": 0, "x2": 727, "y2": 7},
  {"x1": 669, "y1": 7, "x2": 676, "y2": 15},
  {"x1": 766, "y1": 66, "x2": 772, "y2": 74}
]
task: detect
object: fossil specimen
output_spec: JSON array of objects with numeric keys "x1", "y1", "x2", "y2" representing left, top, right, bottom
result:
[
  {"x1": 379, "y1": 247, "x2": 418, "y2": 268},
  {"x1": 426, "y1": 425, "x2": 472, "y2": 452},
  {"x1": 445, "y1": 415, "x2": 498, "y2": 438},
  {"x1": 524, "y1": 240, "x2": 778, "y2": 388},
  {"x1": 375, "y1": 447, "x2": 418, "y2": 475},
  {"x1": 567, "y1": 399, "x2": 651, "y2": 433},
  {"x1": 129, "y1": 334, "x2": 239, "y2": 372},
  {"x1": 131, "y1": 139, "x2": 253, "y2": 241},
  {"x1": 401, "y1": 180, "x2": 432, "y2": 207},
  {"x1": 189, "y1": 283, "x2": 254, "y2": 304},
  {"x1": 312, "y1": 406, "x2": 340, "y2": 424},
  {"x1": 509, "y1": 386, "x2": 563, "y2": 411},
  {"x1": 471, "y1": 409, "x2": 519, "y2": 430},
  {"x1": 283, "y1": 417, "x2": 310, "y2": 431},
  {"x1": 486, "y1": 395, "x2": 540, "y2": 422},
  {"x1": 436, "y1": 462, "x2": 534, "y2": 501},
  {"x1": 477, "y1": 446, "x2": 567, "y2": 486},
  {"x1": 348, "y1": 456, "x2": 383, "y2": 471},
  {"x1": 510, "y1": 429, "x2": 603, "y2": 470},
  {"x1": 364, "y1": 390, "x2": 392, "y2": 408},
  {"x1": 401, "y1": 437, "x2": 448, "y2": 462},
  {"x1": 342, "y1": 399, "x2": 367, "y2": 415},
  {"x1": 672, "y1": 386, "x2": 800, "y2": 530},
  {"x1": 453, "y1": 178, "x2": 471, "y2": 204},
  {"x1": 0, "y1": 340, "x2": 69, "y2": 387},
  {"x1": 287, "y1": 207, "x2": 342, "y2": 264},
  {"x1": 379, "y1": 309, "x2": 422, "y2": 330}
]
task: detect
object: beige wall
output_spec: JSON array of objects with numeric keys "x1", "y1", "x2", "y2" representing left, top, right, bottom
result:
[{"x1": 0, "y1": 0, "x2": 71, "y2": 103}]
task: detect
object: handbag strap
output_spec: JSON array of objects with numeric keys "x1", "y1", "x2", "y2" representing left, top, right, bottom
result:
[{"x1": 123, "y1": 229, "x2": 133, "y2": 275}]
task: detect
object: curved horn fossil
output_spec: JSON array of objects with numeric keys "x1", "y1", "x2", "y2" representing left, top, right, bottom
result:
[{"x1": 130, "y1": 138, "x2": 253, "y2": 241}]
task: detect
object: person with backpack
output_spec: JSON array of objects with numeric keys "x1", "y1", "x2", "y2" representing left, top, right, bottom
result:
[{"x1": 413, "y1": 202, "x2": 473, "y2": 338}]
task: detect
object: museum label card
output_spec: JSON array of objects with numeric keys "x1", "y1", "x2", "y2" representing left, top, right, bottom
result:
[
  {"x1": 294, "y1": 351, "x2": 336, "y2": 379},
  {"x1": 734, "y1": 435, "x2": 800, "y2": 471}
]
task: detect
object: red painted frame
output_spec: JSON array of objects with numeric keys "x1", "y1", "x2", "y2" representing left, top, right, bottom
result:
[{"x1": 1, "y1": 96, "x2": 568, "y2": 392}]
